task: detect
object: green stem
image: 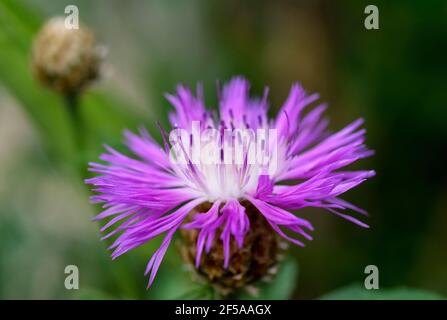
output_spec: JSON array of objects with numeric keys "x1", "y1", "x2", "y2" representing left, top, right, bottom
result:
[
  {"x1": 64, "y1": 92, "x2": 85, "y2": 178},
  {"x1": 65, "y1": 93, "x2": 80, "y2": 144}
]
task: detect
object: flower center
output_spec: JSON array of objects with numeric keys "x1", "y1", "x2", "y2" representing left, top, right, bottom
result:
[
  {"x1": 169, "y1": 122, "x2": 285, "y2": 202},
  {"x1": 179, "y1": 200, "x2": 281, "y2": 295}
]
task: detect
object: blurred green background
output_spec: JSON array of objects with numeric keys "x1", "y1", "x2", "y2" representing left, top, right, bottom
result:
[{"x1": 0, "y1": 0, "x2": 446, "y2": 299}]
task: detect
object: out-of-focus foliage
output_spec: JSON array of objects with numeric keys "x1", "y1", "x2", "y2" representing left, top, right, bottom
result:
[{"x1": 320, "y1": 283, "x2": 444, "y2": 300}]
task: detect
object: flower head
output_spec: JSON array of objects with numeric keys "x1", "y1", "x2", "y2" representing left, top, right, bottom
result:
[{"x1": 86, "y1": 77, "x2": 375, "y2": 288}]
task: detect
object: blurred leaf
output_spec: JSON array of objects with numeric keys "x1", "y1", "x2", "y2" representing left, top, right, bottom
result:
[
  {"x1": 74, "y1": 288, "x2": 115, "y2": 300},
  {"x1": 320, "y1": 283, "x2": 444, "y2": 300},
  {"x1": 175, "y1": 285, "x2": 218, "y2": 300},
  {"x1": 238, "y1": 258, "x2": 299, "y2": 300},
  {"x1": 148, "y1": 259, "x2": 198, "y2": 300}
]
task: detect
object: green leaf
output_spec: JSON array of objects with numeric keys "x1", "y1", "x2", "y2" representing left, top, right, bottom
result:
[
  {"x1": 174, "y1": 285, "x2": 218, "y2": 300},
  {"x1": 320, "y1": 283, "x2": 444, "y2": 300},
  {"x1": 148, "y1": 269, "x2": 197, "y2": 300},
  {"x1": 238, "y1": 258, "x2": 299, "y2": 300},
  {"x1": 74, "y1": 288, "x2": 115, "y2": 300},
  {"x1": 0, "y1": 1, "x2": 77, "y2": 163}
]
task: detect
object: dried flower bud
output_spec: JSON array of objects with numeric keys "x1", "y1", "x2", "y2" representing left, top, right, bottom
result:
[
  {"x1": 179, "y1": 201, "x2": 281, "y2": 295},
  {"x1": 31, "y1": 17, "x2": 103, "y2": 94}
]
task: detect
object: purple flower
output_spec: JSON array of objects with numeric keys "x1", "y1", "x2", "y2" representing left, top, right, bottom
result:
[{"x1": 86, "y1": 77, "x2": 375, "y2": 287}]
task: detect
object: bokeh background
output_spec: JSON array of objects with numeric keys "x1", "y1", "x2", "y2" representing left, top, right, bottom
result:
[{"x1": 0, "y1": 0, "x2": 446, "y2": 299}]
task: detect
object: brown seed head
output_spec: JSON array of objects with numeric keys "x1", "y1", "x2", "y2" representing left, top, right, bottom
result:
[
  {"x1": 179, "y1": 200, "x2": 281, "y2": 295},
  {"x1": 31, "y1": 17, "x2": 102, "y2": 94}
]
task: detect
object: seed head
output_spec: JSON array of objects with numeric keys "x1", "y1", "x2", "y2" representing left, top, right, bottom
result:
[
  {"x1": 31, "y1": 17, "x2": 102, "y2": 94},
  {"x1": 180, "y1": 201, "x2": 281, "y2": 295}
]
